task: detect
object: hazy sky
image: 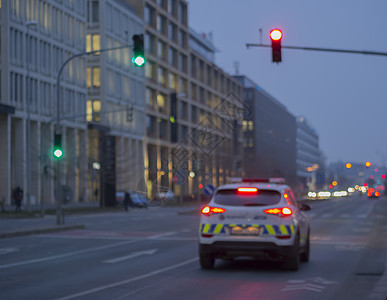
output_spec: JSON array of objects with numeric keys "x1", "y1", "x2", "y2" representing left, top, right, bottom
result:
[{"x1": 188, "y1": 0, "x2": 387, "y2": 167}]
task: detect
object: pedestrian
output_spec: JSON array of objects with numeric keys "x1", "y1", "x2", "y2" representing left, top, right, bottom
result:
[
  {"x1": 124, "y1": 192, "x2": 132, "y2": 212},
  {"x1": 13, "y1": 186, "x2": 23, "y2": 213}
]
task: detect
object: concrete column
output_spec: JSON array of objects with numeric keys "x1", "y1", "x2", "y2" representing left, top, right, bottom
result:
[
  {"x1": 31, "y1": 121, "x2": 39, "y2": 205},
  {"x1": 11, "y1": 118, "x2": 26, "y2": 201},
  {"x1": 136, "y1": 139, "x2": 145, "y2": 193},
  {"x1": 0, "y1": 115, "x2": 11, "y2": 205},
  {"x1": 115, "y1": 136, "x2": 123, "y2": 191},
  {"x1": 66, "y1": 128, "x2": 77, "y2": 203},
  {"x1": 124, "y1": 138, "x2": 131, "y2": 191},
  {"x1": 129, "y1": 139, "x2": 134, "y2": 191},
  {"x1": 78, "y1": 129, "x2": 88, "y2": 202}
]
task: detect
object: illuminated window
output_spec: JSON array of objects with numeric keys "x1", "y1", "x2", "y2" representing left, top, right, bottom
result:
[
  {"x1": 92, "y1": 67, "x2": 100, "y2": 87},
  {"x1": 87, "y1": 67, "x2": 91, "y2": 88},
  {"x1": 92, "y1": 34, "x2": 100, "y2": 52},
  {"x1": 242, "y1": 120, "x2": 247, "y2": 131},
  {"x1": 157, "y1": 93, "x2": 165, "y2": 112},
  {"x1": 86, "y1": 99, "x2": 101, "y2": 122},
  {"x1": 86, "y1": 100, "x2": 92, "y2": 122},
  {"x1": 86, "y1": 34, "x2": 91, "y2": 52},
  {"x1": 248, "y1": 121, "x2": 253, "y2": 131}
]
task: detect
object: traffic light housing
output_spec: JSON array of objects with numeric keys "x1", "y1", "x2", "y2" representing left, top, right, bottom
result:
[
  {"x1": 270, "y1": 29, "x2": 282, "y2": 63},
  {"x1": 53, "y1": 134, "x2": 63, "y2": 160},
  {"x1": 132, "y1": 34, "x2": 145, "y2": 67}
]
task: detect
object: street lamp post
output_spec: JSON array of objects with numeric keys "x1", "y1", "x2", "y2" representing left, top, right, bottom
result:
[
  {"x1": 55, "y1": 44, "x2": 133, "y2": 225},
  {"x1": 26, "y1": 20, "x2": 37, "y2": 213}
]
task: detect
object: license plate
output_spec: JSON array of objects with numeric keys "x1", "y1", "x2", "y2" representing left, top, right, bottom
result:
[{"x1": 229, "y1": 226, "x2": 262, "y2": 235}]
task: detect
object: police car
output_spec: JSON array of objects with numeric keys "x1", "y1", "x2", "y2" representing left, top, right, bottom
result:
[{"x1": 199, "y1": 178, "x2": 311, "y2": 271}]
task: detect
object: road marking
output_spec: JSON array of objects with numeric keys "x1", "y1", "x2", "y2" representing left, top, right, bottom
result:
[
  {"x1": 282, "y1": 283, "x2": 325, "y2": 292},
  {"x1": 55, "y1": 257, "x2": 198, "y2": 300},
  {"x1": 282, "y1": 277, "x2": 337, "y2": 293},
  {"x1": 103, "y1": 249, "x2": 158, "y2": 263},
  {"x1": 0, "y1": 248, "x2": 19, "y2": 255},
  {"x1": 148, "y1": 232, "x2": 176, "y2": 239},
  {"x1": 0, "y1": 232, "x2": 174, "y2": 270}
]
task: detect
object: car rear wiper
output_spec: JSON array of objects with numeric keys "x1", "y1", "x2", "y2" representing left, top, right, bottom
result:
[{"x1": 243, "y1": 203, "x2": 265, "y2": 206}]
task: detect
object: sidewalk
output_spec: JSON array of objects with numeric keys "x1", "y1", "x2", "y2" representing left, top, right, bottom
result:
[
  {"x1": 0, "y1": 201, "x2": 111, "y2": 239},
  {"x1": 0, "y1": 201, "x2": 200, "y2": 239}
]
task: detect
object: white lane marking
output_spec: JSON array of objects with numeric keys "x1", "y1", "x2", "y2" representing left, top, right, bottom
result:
[
  {"x1": 0, "y1": 248, "x2": 19, "y2": 255},
  {"x1": 0, "y1": 232, "x2": 175, "y2": 270},
  {"x1": 282, "y1": 283, "x2": 325, "y2": 292},
  {"x1": 148, "y1": 232, "x2": 176, "y2": 239},
  {"x1": 282, "y1": 277, "x2": 337, "y2": 293},
  {"x1": 55, "y1": 257, "x2": 198, "y2": 300},
  {"x1": 0, "y1": 240, "x2": 137, "y2": 270},
  {"x1": 103, "y1": 249, "x2": 158, "y2": 263}
]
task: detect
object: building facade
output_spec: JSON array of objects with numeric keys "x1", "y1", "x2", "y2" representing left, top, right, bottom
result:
[
  {"x1": 235, "y1": 76, "x2": 298, "y2": 188},
  {"x1": 85, "y1": 0, "x2": 145, "y2": 206},
  {"x1": 126, "y1": 0, "x2": 243, "y2": 200},
  {"x1": 296, "y1": 116, "x2": 320, "y2": 192},
  {"x1": 0, "y1": 0, "x2": 89, "y2": 208}
]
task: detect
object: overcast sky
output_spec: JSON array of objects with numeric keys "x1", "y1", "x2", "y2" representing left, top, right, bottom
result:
[{"x1": 187, "y1": 0, "x2": 387, "y2": 167}]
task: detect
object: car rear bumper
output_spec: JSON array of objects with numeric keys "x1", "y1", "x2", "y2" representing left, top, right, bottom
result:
[{"x1": 199, "y1": 241, "x2": 294, "y2": 259}]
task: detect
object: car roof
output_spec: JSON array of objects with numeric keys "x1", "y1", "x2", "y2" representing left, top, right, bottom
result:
[{"x1": 216, "y1": 182, "x2": 289, "y2": 193}]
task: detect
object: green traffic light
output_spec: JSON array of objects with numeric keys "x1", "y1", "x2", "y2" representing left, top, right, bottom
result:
[
  {"x1": 132, "y1": 55, "x2": 145, "y2": 67},
  {"x1": 53, "y1": 147, "x2": 63, "y2": 159}
]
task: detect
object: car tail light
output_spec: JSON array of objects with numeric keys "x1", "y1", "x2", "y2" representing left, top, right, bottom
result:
[
  {"x1": 237, "y1": 187, "x2": 258, "y2": 193},
  {"x1": 201, "y1": 206, "x2": 226, "y2": 215},
  {"x1": 264, "y1": 207, "x2": 293, "y2": 217}
]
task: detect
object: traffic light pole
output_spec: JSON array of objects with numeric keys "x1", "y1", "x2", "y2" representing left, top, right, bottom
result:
[
  {"x1": 246, "y1": 43, "x2": 387, "y2": 57},
  {"x1": 55, "y1": 44, "x2": 132, "y2": 225}
]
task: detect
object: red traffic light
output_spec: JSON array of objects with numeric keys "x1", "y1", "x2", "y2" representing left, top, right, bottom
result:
[
  {"x1": 270, "y1": 29, "x2": 282, "y2": 41},
  {"x1": 270, "y1": 29, "x2": 282, "y2": 63}
]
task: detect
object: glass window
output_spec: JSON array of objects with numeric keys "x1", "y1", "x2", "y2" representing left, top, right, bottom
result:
[
  {"x1": 169, "y1": 47, "x2": 177, "y2": 67},
  {"x1": 158, "y1": 67, "x2": 166, "y2": 87},
  {"x1": 87, "y1": 67, "x2": 91, "y2": 88},
  {"x1": 178, "y1": 2, "x2": 187, "y2": 25},
  {"x1": 92, "y1": 34, "x2": 100, "y2": 52},
  {"x1": 214, "y1": 189, "x2": 281, "y2": 206},
  {"x1": 86, "y1": 99, "x2": 101, "y2": 122},
  {"x1": 159, "y1": 119, "x2": 168, "y2": 140},
  {"x1": 92, "y1": 67, "x2": 100, "y2": 87},
  {"x1": 157, "y1": 93, "x2": 167, "y2": 113}
]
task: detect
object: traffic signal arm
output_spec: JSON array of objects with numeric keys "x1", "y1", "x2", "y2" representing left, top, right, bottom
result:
[{"x1": 246, "y1": 43, "x2": 387, "y2": 57}]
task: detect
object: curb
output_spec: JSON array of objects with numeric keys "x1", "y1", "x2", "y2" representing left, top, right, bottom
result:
[{"x1": 0, "y1": 224, "x2": 85, "y2": 239}]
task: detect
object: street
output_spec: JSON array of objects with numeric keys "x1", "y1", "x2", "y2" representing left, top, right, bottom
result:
[{"x1": 0, "y1": 196, "x2": 386, "y2": 300}]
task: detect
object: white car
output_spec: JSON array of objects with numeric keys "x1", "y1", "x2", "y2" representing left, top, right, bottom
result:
[{"x1": 199, "y1": 178, "x2": 311, "y2": 271}]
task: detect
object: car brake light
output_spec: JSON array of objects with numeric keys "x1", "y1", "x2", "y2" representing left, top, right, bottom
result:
[
  {"x1": 264, "y1": 207, "x2": 293, "y2": 217},
  {"x1": 237, "y1": 187, "x2": 258, "y2": 193},
  {"x1": 201, "y1": 206, "x2": 226, "y2": 215}
]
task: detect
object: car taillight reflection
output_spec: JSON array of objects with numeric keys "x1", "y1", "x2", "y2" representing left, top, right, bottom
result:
[
  {"x1": 264, "y1": 207, "x2": 293, "y2": 217},
  {"x1": 201, "y1": 206, "x2": 226, "y2": 215}
]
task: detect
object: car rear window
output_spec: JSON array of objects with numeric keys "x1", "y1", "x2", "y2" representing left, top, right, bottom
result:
[{"x1": 213, "y1": 189, "x2": 281, "y2": 206}]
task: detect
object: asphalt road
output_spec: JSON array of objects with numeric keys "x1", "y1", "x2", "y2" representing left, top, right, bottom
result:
[{"x1": 0, "y1": 197, "x2": 386, "y2": 300}]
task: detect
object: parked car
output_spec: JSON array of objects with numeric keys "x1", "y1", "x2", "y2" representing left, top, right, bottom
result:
[{"x1": 115, "y1": 191, "x2": 148, "y2": 208}]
